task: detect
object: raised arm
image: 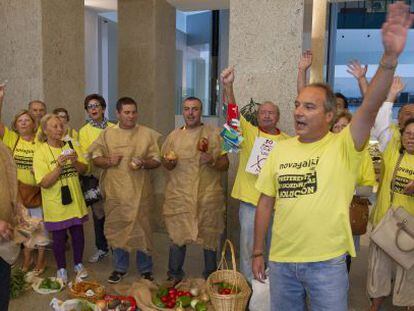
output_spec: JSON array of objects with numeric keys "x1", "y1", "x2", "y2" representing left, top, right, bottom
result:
[
  {"x1": 297, "y1": 50, "x2": 313, "y2": 94},
  {"x1": 221, "y1": 67, "x2": 236, "y2": 104},
  {"x1": 347, "y1": 60, "x2": 369, "y2": 96},
  {"x1": 372, "y1": 76, "x2": 405, "y2": 151},
  {"x1": 350, "y1": 2, "x2": 413, "y2": 151}
]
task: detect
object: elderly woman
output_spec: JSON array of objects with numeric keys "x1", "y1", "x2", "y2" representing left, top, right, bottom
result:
[
  {"x1": 0, "y1": 89, "x2": 47, "y2": 273},
  {"x1": 368, "y1": 117, "x2": 414, "y2": 311},
  {"x1": 33, "y1": 114, "x2": 89, "y2": 283},
  {"x1": 53, "y1": 107, "x2": 78, "y2": 142}
]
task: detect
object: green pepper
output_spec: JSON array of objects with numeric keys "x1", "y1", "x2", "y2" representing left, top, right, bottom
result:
[
  {"x1": 153, "y1": 296, "x2": 166, "y2": 308},
  {"x1": 176, "y1": 296, "x2": 191, "y2": 307},
  {"x1": 195, "y1": 301, "x2": 207, "y2": 311},
  {"x1": 157, "y1": 287, "x2": 169, "y2": 298}
]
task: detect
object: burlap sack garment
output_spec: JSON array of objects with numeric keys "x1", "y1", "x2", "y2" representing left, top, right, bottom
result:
[
  {"x1": 162, "y1": 124, "x2": 225, "y2": 250},
  {"x1": 89, "y1": 125, "x2": 160, "y2": 253}
]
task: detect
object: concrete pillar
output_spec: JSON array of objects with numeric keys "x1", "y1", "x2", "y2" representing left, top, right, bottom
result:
[
  {"x1": 118, "y1": 0, "x2": 175, "y2": 137},
  {"x1": 310, "y1": 0, "x2": 328, "y2": 83},
  {"x1": 0, "y1": 0, "x2": 85, "y2": 129},
  {"x1": 118, "y1": 0, "x2": 175, "y2": 233},
  {"x1": 228, "y1": 0, "x2": 305, "y2": 249}
]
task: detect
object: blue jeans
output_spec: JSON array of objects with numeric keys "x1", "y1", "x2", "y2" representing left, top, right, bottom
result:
[
  {"x1": 92, "y1": 211, "x2": 108, "y2": 252},
  {"x1": 239, "y1": 201, "x2": 273, "y2": 282},
  {"x1": 168, "y1": 244, "x2": 217, "y2": 280},
  {"x1": 268, "y1": 254, "x2": 349, "y2": 311},
  {"x1": 113, "y1": 248, "x2": 153, "y2": 274}
]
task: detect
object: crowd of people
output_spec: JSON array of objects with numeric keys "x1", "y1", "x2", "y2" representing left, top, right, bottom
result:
[{"x1": 0, "y1": 2, "x2": 413, "y2": 311}]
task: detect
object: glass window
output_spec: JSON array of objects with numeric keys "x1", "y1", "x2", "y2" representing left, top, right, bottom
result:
[
  {"x1": 175, "y1": 10, "x2": 220, "y2": 116},
  {"x1": 327, "y1": 0, "x2": 414, "y2": 119}
]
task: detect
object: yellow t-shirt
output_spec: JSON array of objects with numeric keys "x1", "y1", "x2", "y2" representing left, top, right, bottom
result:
[
  {"x1": 370, "y1": 131, "x2": 414, "y2": 226},
  {"x1": 33, "y1": 142, "x2": 88, "y2": 223},
  {"x1": 357, "y1": 149, "x2": 376, "y2": 187},
  {"x1": 231, "y1": 116, "x2": 290, "y2": 205},
  {"x1": 256, "y1": 126, "x2": 362, "y2": 262},
  {"x1": 2, "y1": 127, "x2": 40, "y2": 185},
  {"x1": 78, "y1": 122, "x2": 115, "y2": 157}
]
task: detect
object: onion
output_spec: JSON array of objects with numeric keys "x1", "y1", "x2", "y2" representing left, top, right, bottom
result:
[
  {"x1": 95, "y1": 300, "x2": 107, "y2": 311},
  {"x1": 199, "y1": 292, "x2": 210, "y2": 302},
  {"x1": 190, "y1": 287, "x2": 200, "y2": 297}
]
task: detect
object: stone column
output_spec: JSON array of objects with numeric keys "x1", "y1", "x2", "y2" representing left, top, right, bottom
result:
[
  {"x1": 228, "y1": 0, "x2": 305, "y2": 248},
  {"x1": 0, "y1": 0, "x2": 85, "y2": 129},
  {"x1": 118, "y1": 0, "x2": 175, "y2": 233},
  {"x1": 310, "y1": 0, "x2": 328, "y2": 83},
  {"x1": 118, "y1": 0, "x2": 175, "y2": 137}
]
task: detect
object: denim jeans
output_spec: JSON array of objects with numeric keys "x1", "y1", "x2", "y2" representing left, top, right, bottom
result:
[
  {"x1": 0, "y1": 257, "x2": 11, "y2": 311},
  {"x1": 168, "y1": 244, "x2": 217, "y2": 280},
  {"x1": 239, "y1": 201, "x2": 273, "y2": 282},
  {"x1": 92, "y1": 207, "x2": 108, "y2": 252},
  {"x1": 268, "y1": 254, "x2": 349, "y2": 311},
  {"x1": 113, "y1": 248, "x2": 153, "y2": 274}
]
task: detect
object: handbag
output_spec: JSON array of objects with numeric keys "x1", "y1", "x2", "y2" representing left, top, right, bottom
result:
[
  {"x1": 349, "y1": 196, "x2": 370, "y2": 235},
  {"x1": 80, "y1": 174, "x2": 101, "y2": 206},
  {"x1": 12, "y1": 137, "x2": 42, "y2": 208},
  {"x1": 18, "y1": 180, "x2": 42, "y2": 208},
  {"x1": 370, "y1": 152, "x2": 414, "y2": 270}
]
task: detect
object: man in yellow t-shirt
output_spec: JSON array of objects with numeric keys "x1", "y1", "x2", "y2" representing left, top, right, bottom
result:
[
  {"x1": 253, "y1": 6, "x2": 410, "y2": 309},
  {"x1": 78, "y1": 94, "x2": 115, "y2": 264},
  {"x1": 221, "y1": 68, "x2": 289, "y2": 282}
]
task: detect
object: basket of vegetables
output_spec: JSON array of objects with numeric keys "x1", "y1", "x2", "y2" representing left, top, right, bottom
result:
[
  {"x1": 206, "y1": 240, "x2": 251, "y2": 311},
  {"x1": 32, "y1": 277, "x2": 64, "y2": 294},
  {"x1": 69, "y1": 280, "x2": 105, "y2": 303},
  {"x1": 152, "y1": 281, "x2": 210, "y2": 310}
]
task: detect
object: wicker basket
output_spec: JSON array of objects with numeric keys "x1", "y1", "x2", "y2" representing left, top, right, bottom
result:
[
  {"x1": 207, "y1": 240, "x2": 251, "y2": 311},
  {"x1": 69, "y1": 280, "x2": 106, "y2": 303}
]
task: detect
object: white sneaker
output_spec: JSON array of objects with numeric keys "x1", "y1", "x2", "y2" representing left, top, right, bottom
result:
[
  {"x1": 56, "y1": 268, "x2": 68, "y2": 284},
  {"x1": 74, "y1": 263, "x2": 88, "y2": 279},
  {"x1": 88, "y1": 249, "x2": 109, "y2": 263}
]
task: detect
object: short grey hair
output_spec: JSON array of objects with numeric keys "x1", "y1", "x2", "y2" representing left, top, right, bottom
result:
[{"x1": 306, "y1": 83, "x2": 337, "y2": 114}]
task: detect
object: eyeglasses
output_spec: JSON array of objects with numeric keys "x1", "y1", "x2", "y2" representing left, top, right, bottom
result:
[{"x1": 87, "y1": 103, "x2": 101, "y2": 110}]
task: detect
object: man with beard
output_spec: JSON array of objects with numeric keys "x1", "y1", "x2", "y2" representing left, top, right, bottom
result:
[{"x1": 162, "y1": 97, "x2": 229, "y2": 283}]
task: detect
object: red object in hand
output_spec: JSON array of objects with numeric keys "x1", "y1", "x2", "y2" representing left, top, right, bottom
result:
[
  {"x1": 226, "y1": 103, "x2": 239, "y2": 129},
  {"x1": 198, "y1": 137, "x2": 209, "y2": 152}
]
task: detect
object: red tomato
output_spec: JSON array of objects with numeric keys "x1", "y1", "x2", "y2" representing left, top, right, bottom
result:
[
  {"x1": 166, "y1": 301, "x2": 175, "y2": 308},
  {"x1": 177, "y1": 291, "x2": 184, "y2": 297},
  {"x1": 224, "y1": 288, "x2": 231, "y2": 295},
  {"x1": 168, "y1": 288, "x2": 177, "y2": 294},
  {"x1": 184, "y1": 292, "x2": 192, "y2": 297},
  {"x1": 161, "y1": 296, "x2": 169, "y2": 303}
]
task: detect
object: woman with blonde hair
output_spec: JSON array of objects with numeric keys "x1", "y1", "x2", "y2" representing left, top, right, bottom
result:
[
  {"x1": 33, "y1": 114, "x2": 89, "y2": 283},
  {"x1": 53, "y1": 108, "x2": 78, "y2": 142},
  {"x1": 0, "y1": 91, "x2": 48, "y2": 274}
]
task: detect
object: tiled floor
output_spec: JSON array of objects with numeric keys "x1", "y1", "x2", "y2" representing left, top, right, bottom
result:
[{"x1": 8, "y1": 214, "x2": 405, "y2": 311}]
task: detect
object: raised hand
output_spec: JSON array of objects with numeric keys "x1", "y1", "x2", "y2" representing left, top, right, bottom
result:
[
  {"x1": 221, "y1": 67, "x2": 235, "y2": 86},
  {"x1": 298, "y1": 50, "x2": 313, "y2": 71},
  {"x1": 386, "y1": 76, "x2": 405, "y2": 103},
  {"x1": 382, "y1": 2, "x2": 414, "y2": 59},
  {"x1": 347, "y1": 60, "x2": 368, "y2": 79}
]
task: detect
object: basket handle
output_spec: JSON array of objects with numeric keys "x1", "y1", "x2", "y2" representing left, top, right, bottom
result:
[{"x1": 217, "y1": 239, "x2": 237, "y2": 272}]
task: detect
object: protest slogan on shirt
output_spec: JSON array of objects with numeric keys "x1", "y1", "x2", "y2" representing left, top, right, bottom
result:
[
  {"x1": 277, "y1": 157, "x2": 319, "y2": 198},
  {"x1": 393, "y1": 166, "x2": 414, "y2": 197},
  {"x1": 245, "y1": 137, "x2": 276, "y2": 175}
]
